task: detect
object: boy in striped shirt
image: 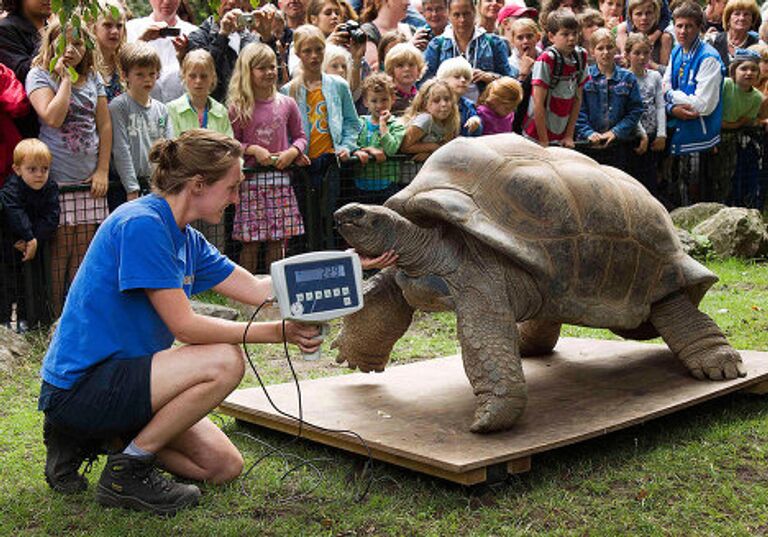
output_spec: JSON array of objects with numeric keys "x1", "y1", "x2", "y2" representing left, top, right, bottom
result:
[{"x1": 524, "y1": 9, "x2": 588, "y2": 147}]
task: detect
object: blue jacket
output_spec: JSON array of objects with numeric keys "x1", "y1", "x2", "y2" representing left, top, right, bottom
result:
[
  {"x1": 458, "y1": 96, "x2": 483, "y2": 137},
  {"x1": 576, "y1": 64, "x2": 643, "y2": 141},
  {"x1": 422, "y1": 27, "x2": 512, "y2": 94},
  {"x1": 665, "y1": 38, "x2": 725, "y2": 155},
  {"x1": 280, "y1": 74, "x2": 360, "y2": 154}
]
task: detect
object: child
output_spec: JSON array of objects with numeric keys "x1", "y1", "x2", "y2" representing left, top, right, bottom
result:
[
  {"x1": 281, "y1": 25, "x2": 360, "y2": 250},
  {"x1": 598, "y1": 0, "x2": 624, "y2": 29},
  {"x1": 229, "y1": 43, "x2": 308, "y2": 272},
  {"x1": 25, "y1": 20, "x2": 112, "y2": 313},
  {"x1": 711, "y1": 49, "x2": 764, "y2": 207},
  {"x1": 400, "y1": 78, "x2": 459, "y2": 161},
  {"x1": 507, "y1": 18, "x2": 541, "y2": 134},
  {"x1": 0, "y1": 139, "x2": 60, "y2": 332},
  {"x1": 110, "y1": 42, "x2": 173, "y2": 202},
  {"x1": 323, "y1": 43, "x2": 360, "y2": 101},
  {"x1": 167, "y1": 49, "x2": 233, "y2": 136},
  {"x1": 616, "y1": 0, "x2": 673, "y2": 71},
  {"x1": 523, "y1": 9, "x2": 589, "y2": 147},
  {"x1": 436, "y1": 57, "x2": 483, "y2": 137},
  {"x1": 383, "y1": 42, "x2": 425, "y2": 116},
  {"x1": 477, "y1": 77, "x2": 523, "y2": 134},
  {"x1": 91, "y1": 0, "x2": 126, "y2": 103},
  {"x1": 354, "y1": 73, "x2": 406, "y2": 204},
  {"x1": 578, "y1": 9, "x2": 606, "y2": 51},
  {"x1": 576, "y1": 29, "x2": 644, "y2": 167},
  {"x1": 625, "y1": 32, "x2": 666, "y2": 195}
]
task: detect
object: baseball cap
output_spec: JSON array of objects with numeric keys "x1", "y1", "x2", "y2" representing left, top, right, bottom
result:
[{"x1": 497, "y1": 4, "x2": 538, "y2": 24}]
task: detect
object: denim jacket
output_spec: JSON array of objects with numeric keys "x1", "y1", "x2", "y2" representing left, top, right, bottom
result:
[
  {"x1": 422, "y1": 26, "x2": 512, "y2": 94},
  {"x1": 280, "y1": 74, "x2": 360, "y2": 154},
  {"x1": 576, "y1": 64, "x2": 644, "y2": 141}
]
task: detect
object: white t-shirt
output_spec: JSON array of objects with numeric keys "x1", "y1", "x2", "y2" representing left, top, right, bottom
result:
[{"x1": 126, "y1": 15, "x2": 198, "y2": 102}]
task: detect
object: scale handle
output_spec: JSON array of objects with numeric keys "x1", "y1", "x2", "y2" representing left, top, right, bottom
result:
[{"x1": 302, "y1": 323, "x2": 330, "y2": 361}]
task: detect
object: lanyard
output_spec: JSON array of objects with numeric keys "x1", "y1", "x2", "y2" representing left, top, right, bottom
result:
[{"x1": 188, "y1": 95, "x2": 209, "y2": 129}]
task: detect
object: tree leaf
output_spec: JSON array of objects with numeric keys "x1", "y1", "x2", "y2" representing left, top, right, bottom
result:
[
  {"x1": 249, "y1": 0, "x2": 260, "y2": 8},
  {"x1": 49, "y1": 55, "x2": 59, "y2": 73},
  {"x1": 56, "y1": 34, "x2": 66, "y2": 55},
  {"x1": 67, "y1": 66, "x2": 79, "y2": 83},
  {"x1": 72, "y1": 14, "x2": 80, "y2": 28},
  {"x1": 51, "y1": 0, "x2": 62, "y2": 13},
  {"x1": 109, "y1": 5, "x2": 120, "y2": 20}
]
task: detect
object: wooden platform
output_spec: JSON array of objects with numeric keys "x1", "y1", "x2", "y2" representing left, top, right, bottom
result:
[{"x1": 219, "y1": 338, "x2": 768, "y2": 485}]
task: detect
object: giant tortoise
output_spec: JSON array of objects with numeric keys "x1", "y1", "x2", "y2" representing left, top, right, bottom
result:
[{"x1": 332, "y1": 134, "x2": 746, "y2": 433}]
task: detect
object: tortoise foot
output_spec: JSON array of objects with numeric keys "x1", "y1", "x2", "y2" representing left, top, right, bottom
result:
[
  {"x1": 470, "y1": 390, "x2": 527, "y2": 434},
  {"x1": 681, "y1": 344, "x2": 746, "y2": 381}
]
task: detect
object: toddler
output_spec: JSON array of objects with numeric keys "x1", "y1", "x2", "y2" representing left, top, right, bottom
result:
[
  {"x1": 477, "y1": 77, "x2": 523, "y2": 134},
  {"x1": 436, "y1": 57, "x2": 482, "y2": 137},
  {"x1": 0, "y1": 139, "x2": 60, "y2": 332},
  {"x1": 354, "y1": 73, "x2": 406, "y2": 204},
  {"x1": 401, "y1": 78, "x2": 459, "y2": 161}
]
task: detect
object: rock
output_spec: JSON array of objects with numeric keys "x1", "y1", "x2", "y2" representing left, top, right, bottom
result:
[
  {"x1": 675, "y1": 228, "x2": 713, "y2": 260},
  {"x1": 670, "y1": 202, "x2": 726, "y2": 230},
  {"x1": 190, "y1": 300, "x2": 240, "y2": 320},
  {"x1": 693, "y1": 207, "x2": 768, "y2": 259},
  {"x1": 0, "y1": 325, "x2": 32, "y2": 374}
]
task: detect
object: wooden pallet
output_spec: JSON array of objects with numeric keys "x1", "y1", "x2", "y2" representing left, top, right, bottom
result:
[{"x1": 219, "y1": 338, "x2": 768, "y2": 486}]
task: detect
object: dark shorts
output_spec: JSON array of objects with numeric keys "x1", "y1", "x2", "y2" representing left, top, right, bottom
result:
[{"x1": 40, "y1": 356, "x2": 154, "y2": 438}]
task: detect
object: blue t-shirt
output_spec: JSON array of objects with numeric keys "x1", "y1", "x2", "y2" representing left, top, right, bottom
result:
[{"x1": 41, "y1": 194, "x2": 235, "y2": 389}]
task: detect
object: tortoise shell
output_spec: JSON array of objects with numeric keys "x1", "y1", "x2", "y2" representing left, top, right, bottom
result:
[{"x1": 385, "y1": 134, "x2": 716, "y2": 329}]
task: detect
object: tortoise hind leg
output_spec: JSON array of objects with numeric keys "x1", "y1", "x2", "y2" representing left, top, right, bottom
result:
[
  {"x1": 455, "y1": 301, "x2": 527, "y2": 433},
  {"x1": 331, "y1": 267, "x2": 414, "y2": 372},
  {"x1": 649, "y1": 292, "x2": 746, "y2": 380},
  {"x1": 518, "y1": 320, "x2": 561, "y2": 357}
]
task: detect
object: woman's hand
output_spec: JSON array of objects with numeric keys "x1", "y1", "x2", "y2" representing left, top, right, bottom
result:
[
  {"x1": 87, "y1": 168, "x2": 109, "y2": 198},
  {"x1": 283, "y1": 321, "x2": 322, "y2": 354},
  {"x1": 471, "y1": 69, "x2": 496, "y2": 84}
]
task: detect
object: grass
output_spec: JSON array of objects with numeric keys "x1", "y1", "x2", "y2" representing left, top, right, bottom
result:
[{"x1": 1, "y1": 258, "x2": 767, "y2": 536}]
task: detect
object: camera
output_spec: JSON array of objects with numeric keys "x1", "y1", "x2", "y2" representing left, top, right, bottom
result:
[
  {"x1": 238, "y1": 13, "x2": 254, "y2": 28},
  {"x1": 337, "y1": 20, "x2": 367, "y2": 45},
  {"x1": 158, "y1": 27, "x2": 181, "y2": 37},
  {"x1": 422, "y1": 25, "x2": 434, "y2": 41}
]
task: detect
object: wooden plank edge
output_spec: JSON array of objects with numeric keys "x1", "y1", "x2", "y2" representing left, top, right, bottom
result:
[{"x1": 220, "y1": 405, "x2": 490, "y2": 485}]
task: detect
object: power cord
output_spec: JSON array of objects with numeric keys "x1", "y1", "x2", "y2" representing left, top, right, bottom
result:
[{"x1": 235, "y1": 299, "x2": 375, "y2": 502}]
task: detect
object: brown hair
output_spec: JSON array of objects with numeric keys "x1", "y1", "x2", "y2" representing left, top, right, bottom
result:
[
  {"x1": 672, "y1": 1, "x2": 704, "y2": 27},
  {"x1": 545, "y1": 7, "x2": 580, "y2": 34},
  {"x1": 13, "y1": 138, "x2": 52, "y2": 167},
  {"x1": 378, "y1": 31, "x2": 409, "y2": 70},
  {"x1": 361, "y1": 72, "x2": 396, "y2": 98},
  {"x1": 624, "y1": 31, "x2": 652, "y2": 55},
  {"x1": 306, "y1": 0, "x2": 343, "y2": 24},
  {"x1": 32, "y1": 19, "x2": 96, "y2": 81},
  {"x1": 540, "y1": 0, "x2": 587, "y2": 29},
  {"x1": 578, "y1": 8, "x2": 605, "y2": 29},
  {"x1": 478, "y1": 76, "x2": 523, "y2": 109},
  {"x1": 149, "y1": 130, "x2": 243, "y2": 195},
  {"x1": 118, "y1": 41, "x2": 161, "y2": 77}
]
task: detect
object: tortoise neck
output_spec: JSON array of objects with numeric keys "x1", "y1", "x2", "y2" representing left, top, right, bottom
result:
[{"x1": 394, "y1": 222, "x2": 458, "y2": 277}]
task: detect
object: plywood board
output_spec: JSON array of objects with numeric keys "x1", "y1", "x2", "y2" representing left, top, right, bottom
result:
[{"x1": 220, "y1": 338, "x2": 768, "y2": 485}]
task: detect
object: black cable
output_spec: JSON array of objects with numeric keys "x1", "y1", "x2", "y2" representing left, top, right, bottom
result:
[{"x1": 237, "y1": 300, "x2": 375, "y2": 502}]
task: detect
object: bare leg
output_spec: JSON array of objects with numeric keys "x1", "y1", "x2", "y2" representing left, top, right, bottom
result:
[
  {"x1": 239, "y1": 242, "x2": 260, "y2": 274},
  {"x1": 264, "y1": 240, "x2": 285, "y2": 268},
  {"x1": 156, "y1": 417, "x2": 243, "y2": 484},
  {"x1": 49, "y1": 227, "x2": 73, "y2": 315},
  {"x1": 649, "y1": 292, "x2": 746, "y2": 380},
  {"x1": 518, "y1": 320, "x2": 561, "y2": 357},
  {"x1": 131, "y1": 343, "x2": 245, "y2": 483}
]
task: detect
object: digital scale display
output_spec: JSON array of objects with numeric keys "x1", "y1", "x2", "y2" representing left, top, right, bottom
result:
[{"x1": 271, "y1": 252, "x2": 364, "y2": 322}]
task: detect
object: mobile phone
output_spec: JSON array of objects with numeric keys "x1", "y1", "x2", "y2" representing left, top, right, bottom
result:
[{"x1": 158, "y1": 27, "x2": 181, "y2": 37}]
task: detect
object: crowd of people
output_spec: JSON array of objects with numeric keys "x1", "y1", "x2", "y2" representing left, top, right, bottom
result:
[{"x1": 0, "y1": 0, "x2": 767, "y2": 334}]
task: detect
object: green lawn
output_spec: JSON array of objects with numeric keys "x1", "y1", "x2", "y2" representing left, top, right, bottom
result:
[{"x1": 1, "y1": 259, "x2": 767, "y2": 536}]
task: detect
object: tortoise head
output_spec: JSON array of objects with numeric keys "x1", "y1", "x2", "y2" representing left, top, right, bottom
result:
[{"x1": 334, "y1": 203, "x2": 405, "y2": 257}]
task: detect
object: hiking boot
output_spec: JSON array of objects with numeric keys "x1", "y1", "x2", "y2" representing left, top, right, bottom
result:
[
  {"x1": 43, "y1": 417, "x2": 101, "y2": 494},
  {"x1": 96, "y1": 453, "x2": 201, "y2": 515}
]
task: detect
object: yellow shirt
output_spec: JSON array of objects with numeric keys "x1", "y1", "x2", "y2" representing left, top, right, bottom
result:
[{"x1": 307, "y1": 87, "x2": 334, "y2": 159}]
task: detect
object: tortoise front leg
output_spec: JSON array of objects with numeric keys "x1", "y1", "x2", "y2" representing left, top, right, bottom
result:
[
  {"x1": 455, "y1": 299, "x2": 528, "y2": 433},
  {"x1": 649, "y1": 292, "x2": 746, "y2": 380},
  {"x1": 331, "y1": 267, "x2": 414, "y2": 372}
]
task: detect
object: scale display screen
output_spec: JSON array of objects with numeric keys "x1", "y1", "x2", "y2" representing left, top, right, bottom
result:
[{"x1": 270, "y1": 252, "x2": 364, "y2": 322}]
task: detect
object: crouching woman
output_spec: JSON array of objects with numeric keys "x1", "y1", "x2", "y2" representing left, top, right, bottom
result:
[{"x1": 38, "y1": 130, "x2": 322, "y2": 515}]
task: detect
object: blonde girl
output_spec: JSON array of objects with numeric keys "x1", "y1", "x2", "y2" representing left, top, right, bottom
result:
[
  {"x1": 26, "y1": 19, "x2": 112, "y2": 312},
  {"x1": 229, "y1": 43, "x2": 308, "y2": 272},
  {"x1": 401, "y1": 79, "x2": 459, "y2": 161},
  {"x1": 476, "y1": 77, "x2": 523, "y2": 134},
  {"x1": 168, "y1": 49, "x2": 233, "y2": 136},
  {"x1": 91, "y1": 0, "x2": 127, "y2": 102},
  {"x1": 281, "y1": 25, "x2": 361, "y2": 249}
]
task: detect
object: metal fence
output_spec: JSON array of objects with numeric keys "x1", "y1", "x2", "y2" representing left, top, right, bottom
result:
[{"x1": 0, "y1": 155, "x2": 424, "y2": 329}]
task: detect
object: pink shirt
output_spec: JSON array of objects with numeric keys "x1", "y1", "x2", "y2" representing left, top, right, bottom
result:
[
  {"x1": 229, "y1": 93, "x2": 308, "y2": 167},
  {"x1": 477, "y1": 104, "x2": 514, "y2": 135}
]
